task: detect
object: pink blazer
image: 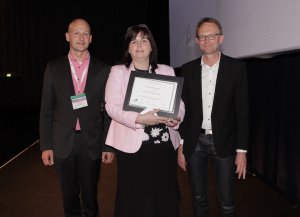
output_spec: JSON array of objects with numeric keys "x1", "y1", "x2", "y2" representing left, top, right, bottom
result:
[{"x1": 105, "y1": 63, "x2": 185, "y2": 153}]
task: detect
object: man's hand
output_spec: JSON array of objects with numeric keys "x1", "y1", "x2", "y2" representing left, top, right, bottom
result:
[
  {"x1": 177, "y1": 144, "x2": 187, "y2": 172},
  {"x1": 102, "y1": 152, "x2": 115, "y2": 164},
  {"x1": 41, "y1": 150, "x2": 54, "y2": 166},
  {"x1": 235, "y1": 152, "x2": 247, "y2": 179}
]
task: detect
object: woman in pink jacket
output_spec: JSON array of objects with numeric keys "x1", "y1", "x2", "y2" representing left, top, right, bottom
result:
[{"x1": 105, "y1": 24, "x2": 185, "y2": 217}]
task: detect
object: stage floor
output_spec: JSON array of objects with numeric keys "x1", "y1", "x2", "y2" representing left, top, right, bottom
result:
[{"x1": 0, "y1": 142, "x2": 298, "y2": 217}]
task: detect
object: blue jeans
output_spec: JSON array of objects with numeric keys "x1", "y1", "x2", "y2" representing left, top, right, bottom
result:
[{"x1": 187, "y1": 133, "x2": 236, "y2": 217}]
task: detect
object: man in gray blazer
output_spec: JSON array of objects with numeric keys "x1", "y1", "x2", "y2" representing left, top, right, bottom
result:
[
  {"x1": 178, "y1": 17, "x2": 249, "y2": 217},
  {"x1": 40, "y1": 18, "x2": 114, "y2": 217}
]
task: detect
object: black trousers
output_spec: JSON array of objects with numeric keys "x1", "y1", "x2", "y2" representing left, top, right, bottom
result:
[
  {"x1": 55, "y1": 133, "x2": 101, "y2": 217},
  {"x1": 187, "y1": 133, "x2": 236, "y2": 217},
  {"x1": 115, "y1": 141, "x2": 179, "y2": 217}
]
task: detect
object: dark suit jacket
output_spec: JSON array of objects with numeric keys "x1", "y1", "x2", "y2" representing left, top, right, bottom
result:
[
  {"x1": 39, "y1": 55, "x2": 111, "y2": 160},
  {"x1": 179, "y1": 54, "x2": 249, "y2": 159}
]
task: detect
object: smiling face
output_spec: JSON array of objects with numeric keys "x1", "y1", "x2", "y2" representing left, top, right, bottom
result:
[
  {"x1": 196, "y1": 22, "x2": 224, "y2": 56},
  {"x1": 128, "y1": 32, "x2": 152, "y2": 62},
  {"x1": 65, "y1": 19, "x2": 92, "y2": 54}
]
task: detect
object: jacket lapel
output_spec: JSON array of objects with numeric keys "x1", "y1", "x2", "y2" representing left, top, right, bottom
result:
[
  {"x1": 212, "y1": 54, "x2": 226, "y2": 114},
  {"x1": 194, "y1": 59, "x2": 203, "y2": 109},
  {"x1": 84, "y1": 57, "x2": 94, "y2": 97},
  {"x1": 62, "y1": 56, "x2": 75, "y2": 97}
]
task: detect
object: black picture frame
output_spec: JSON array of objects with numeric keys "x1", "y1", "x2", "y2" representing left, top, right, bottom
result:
[{"x1": 123, "y1": 71, "x2": 184, "y2": 118}]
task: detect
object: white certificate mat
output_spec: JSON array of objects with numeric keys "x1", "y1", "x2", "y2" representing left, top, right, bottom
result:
[{"x1": 123, "y1": 71, "x2": 184, "y2": 118}]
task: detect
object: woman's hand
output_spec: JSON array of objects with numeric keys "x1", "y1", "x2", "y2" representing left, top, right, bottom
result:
[
  {"x1": 136, "y1": 109, "x2": 168, "y2": 126},
  {"x1": 165, "y1": 117, "x2": 179, "y2": 127}
]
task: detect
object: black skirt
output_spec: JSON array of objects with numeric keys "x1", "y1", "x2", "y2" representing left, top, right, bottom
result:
[{"x1": 115, "y1": 139, "x2": 179, "y2": 217}]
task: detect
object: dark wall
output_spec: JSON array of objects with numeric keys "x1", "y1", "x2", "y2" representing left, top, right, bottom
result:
[
  {"x1": 0, "y1": 0, "x2": 170, "y2": 108},
  {"x1": 0, "y1": 0, "x2": 169, "y2": 164},
  {"x1": 245, "y1": 52, "x2": 300, "y2": 204}
]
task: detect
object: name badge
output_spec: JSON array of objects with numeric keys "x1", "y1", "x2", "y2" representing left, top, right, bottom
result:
[{"x1": 70, "y1": 93, "x2": 88, "y2": 110}]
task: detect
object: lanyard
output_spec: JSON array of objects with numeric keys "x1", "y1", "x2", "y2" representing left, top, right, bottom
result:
[{"x1": 68, "y1": 55, "x2": 88, "y2": 94}]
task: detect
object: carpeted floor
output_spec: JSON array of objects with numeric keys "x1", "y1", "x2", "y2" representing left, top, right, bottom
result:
[{"x1": 0, "y1": 143, "x2": 299, "y2": 217}]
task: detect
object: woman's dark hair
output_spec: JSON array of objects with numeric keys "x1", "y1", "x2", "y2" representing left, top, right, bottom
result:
[{"x1": 122, "y1": 24, "x2": 158, "y2": 70}]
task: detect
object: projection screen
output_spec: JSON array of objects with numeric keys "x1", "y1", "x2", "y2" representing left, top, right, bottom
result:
[{"x1": 169, "y1": 0, "x2": 300, "y2": 67}]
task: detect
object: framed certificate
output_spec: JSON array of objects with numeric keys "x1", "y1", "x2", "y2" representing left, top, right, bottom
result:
[{"x1": 123, "y1": 71, "x2": 184, "y2": 118}]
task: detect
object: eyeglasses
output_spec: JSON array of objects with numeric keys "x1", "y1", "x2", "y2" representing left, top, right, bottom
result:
[
  {"x1": 127, "y1": 24, "x2": 149, "y2": 31},
  {"x1": 196, "y1": 33, "x2": 222, "y2": 41}
]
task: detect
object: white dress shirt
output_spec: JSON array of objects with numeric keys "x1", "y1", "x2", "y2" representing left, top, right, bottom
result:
[{"x1": 201, "y1": 55, "x2": 220, "y2": 132}]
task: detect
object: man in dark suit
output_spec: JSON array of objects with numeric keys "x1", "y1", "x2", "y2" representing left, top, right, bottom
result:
[
  {"x1": 40, "y1": 18, "x2": 114, "y2": 217},
  {"x1": 178, "y1": 17, "x2": 248, "y2": 217}
]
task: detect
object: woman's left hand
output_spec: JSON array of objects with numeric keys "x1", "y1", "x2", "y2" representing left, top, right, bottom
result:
[{"x1": 165, "y1": 118, "x2": 179, "y2": 127}]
